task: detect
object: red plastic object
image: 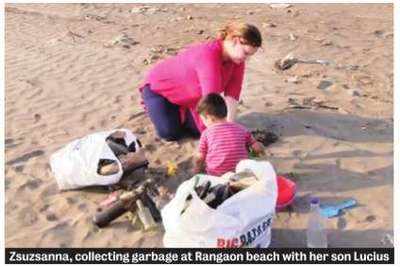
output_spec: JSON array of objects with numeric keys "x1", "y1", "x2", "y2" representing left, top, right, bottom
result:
[{"x1": 276, "y1": 175, "x2": 296, "y2": 210}]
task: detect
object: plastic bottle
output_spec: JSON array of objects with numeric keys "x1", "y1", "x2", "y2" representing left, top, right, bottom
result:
[
  {"x1": 136, "y1": 199, "x2": 157, "y2": 231},
  {"x1": 306, "y1": 197, "x2": 328, "y2": 248}
]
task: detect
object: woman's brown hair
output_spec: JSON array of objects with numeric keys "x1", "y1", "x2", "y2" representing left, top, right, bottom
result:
[{"x1": 217, "y1": 22, "x2": 262, "y2": 48}]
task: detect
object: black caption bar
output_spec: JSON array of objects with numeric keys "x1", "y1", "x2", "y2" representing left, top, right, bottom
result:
[{"x1": 5, "y1": 248, "x2": 394, "y2": 264}]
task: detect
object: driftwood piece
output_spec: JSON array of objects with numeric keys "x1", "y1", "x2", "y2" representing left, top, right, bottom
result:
[
  {"x1": 119, "y1": 151, "x2": 147, "y2": 173},
  {"x1": 98, "y1": 160, "x2": 119, "y2": 175},
  {"x1": 98, "y1": 150, "x2": 147, "y2": 176},
  {"x1": 229, "y1": 176, "x2": 259, "y2": 191},
  {"x1": 106, "y1": 139, "x2": 129, "y2": 156}
]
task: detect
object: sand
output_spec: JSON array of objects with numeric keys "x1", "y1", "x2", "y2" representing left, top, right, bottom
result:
[{"x1": 5, "y1": 3, "x2": 393, "y2": 248}]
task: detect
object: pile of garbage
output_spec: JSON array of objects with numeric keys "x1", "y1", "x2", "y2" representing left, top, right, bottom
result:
[
  {"x1": 182, "y1": 171, "x2": 258, "y2": 213},
  {"x1": 162, "y1": 160, "x2": 278, "y2": 248}
]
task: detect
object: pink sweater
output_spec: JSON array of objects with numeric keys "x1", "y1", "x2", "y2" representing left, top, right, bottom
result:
[{"x1": 143, "y1": 40, "x2": 245, "y2": 132}]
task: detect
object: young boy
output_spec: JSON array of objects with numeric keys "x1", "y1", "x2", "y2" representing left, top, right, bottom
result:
[{"x1": 194, "y1": 93, "x2": 264, "y2": 176}]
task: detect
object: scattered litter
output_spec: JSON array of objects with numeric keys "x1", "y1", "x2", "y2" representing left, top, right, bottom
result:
[
  {"x1": 263, "y1": 22, "x2": 277, "y2": 28},
  {"x1": 321, "y1": 40, "x2": 333, "y2": 46},
  {"x1": 275, "y1": 53, "x2": 333, "y2": 71},
  {"x1": 320, "y1": 198, "x2": 357, "y2": 218},
  {"x1": 275, "y1": 53, "x2": 298, "y2": 70},
  {"x1": 373, "y1": 30, "x2": 384, "y2": 38},
  {"x1": 317, "y1": 80, "x2": 333, "y2": 90},
  {"x1": 315, "y1": 59, "x2": 331, "y2": 65},
  {"x1": 67, "y1": 28, "x2": 85, "y2": 43},
  {"x1": 84, "y1": 14, "x2": 106, "y2": 21},
  {"x1": 348, "y1": 89, "x2": 361, "y2": 97},
  {"x1": 381, "y1": 233, "x2": 393, "y2": 246},
  {"x1": 286, "y1": 76, "x2": 300, "y2": 84},
  {"x1": 104, "y1": 33, "x2": 139, "y2": 48},
  {"x1": 365, "y1": 215, "x2": 376, "y2": 222},
  {"x1": 143, "y1": 46, "x2": 178, "y2": 65},
  {"x1": 270, "y1": 4, "x2": 292, "y2": 9},
  {"x1": 287, "y1": 97, "x2": 339, "y2": 111},
  {"x1": 166, "y1": 161, "x2": 177, "y2": 177},
  {"x1": 315, "y1": 104, "x2": 339, "y2": 110},
  {"x1": 354, "y1": 75, "x2": 373, "y2": 86},
  {"x1": 129, "y1": 6, "x2": 160, "y2": 15},
  {"x1": 289, "y1": 33, "x2": 297, "y2": 41},
  {"x1": 93, "y1": 179, "x2": 162, "y2": 229},
  {"x1": 129, "y1": 6, "x2": 150, "y2": 14},
  {"x1": 336, "y1": 64, "x2": 359, "y2": 71},
  {"x1": 251, "y1": 129, "x2": 279, "y2": 147}
]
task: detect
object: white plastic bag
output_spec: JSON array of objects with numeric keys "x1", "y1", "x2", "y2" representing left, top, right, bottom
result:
[
  {"x1": 50, "y1": 129, "x2": 141, "y2": 190},
  {"x1": 162, "y1": 159, "x2": 278, "y2": 248}
]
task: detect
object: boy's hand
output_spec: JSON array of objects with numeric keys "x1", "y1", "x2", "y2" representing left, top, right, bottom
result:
[
  {"x1": 251, "y1": 141, "x2": 265, "y2": 156},
  {"x1": 193, "y1": 153, "x2": 205, "y2": 174}
]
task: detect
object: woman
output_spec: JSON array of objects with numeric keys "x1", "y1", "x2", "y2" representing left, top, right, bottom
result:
[{"x1": 139, "y1": 22, "x2": 262, "y2": 141}]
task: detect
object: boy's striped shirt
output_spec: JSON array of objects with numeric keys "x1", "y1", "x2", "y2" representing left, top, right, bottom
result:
[{"x1": 199, "y1": 122, "x2": 255, "y2": 176}]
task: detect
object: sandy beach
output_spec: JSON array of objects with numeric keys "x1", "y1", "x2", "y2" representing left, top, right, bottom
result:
[{"x1": 5, "y1": 3, "x2": 393, "y2": 248}]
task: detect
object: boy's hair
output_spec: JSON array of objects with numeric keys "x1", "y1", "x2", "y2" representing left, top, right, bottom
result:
[{"x1": 197, "y1": 93, "x2": 227, "y2": 119}]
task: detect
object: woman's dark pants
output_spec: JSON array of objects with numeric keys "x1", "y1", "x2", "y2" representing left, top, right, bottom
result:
[{"x1": 141, "y1": 84, "x2": 200, "y2": 141}]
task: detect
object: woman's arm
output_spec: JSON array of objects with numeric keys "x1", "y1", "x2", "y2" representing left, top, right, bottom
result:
[
  {"x1": 224, "y1": 63, "x2": 245, "y2": 121},
  {"x1": 224, "y1": 95, "x2": 238, "y2": 122}
]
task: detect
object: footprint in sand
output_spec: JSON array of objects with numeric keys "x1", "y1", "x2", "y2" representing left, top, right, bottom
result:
[
  {"x1": 66, "y1": 196, "x2": 79, "y2": 205},
  {"x1": 18, "y1": 207, "x2": 38, "y2": 226},
  {"x1": 6, "y1": 201, "x2": 19, "y2": 212},
  {"x1": 5, "y1": 178, "x2": 11, "y2": 190},
  {"x1": 5, "y1": 138, "x2": 22, "y2": 149},
  {"x1": 18, "y1": 177, "x2": 43, "y2": 191},
  {"x1": 14, "y1": 163, "x2": 25, "y2": 173},
  {"x1": 6, "y1": 150, "x2": 44, "y2": 166},
  {"x1": 46, "y1": 213, "x2": 58, "y2": 222},
  {"x1": 39, "y1": 221, "x2": 73, "y2": 246},
  {"x1": 34, "y1": 113, "x2": 41, "y2": 123},
  {"x1": 144, "y1": 143, "x2": 156, "y2": 152},
  {"x1": 78, "y1": 203, "x2": 87, "y2": 211},
  {"x1": 39, "y1": 183, "x2": 59, "y2": 198},
  {"x1": 39, "y1": 204, "x2": 50, "y2": 212}
]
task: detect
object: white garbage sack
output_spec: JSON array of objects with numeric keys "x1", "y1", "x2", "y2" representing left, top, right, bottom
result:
[
  {"x1": 162, "y1": 159, "x2": 278, "y2": 248},
  {"x1": 50, "y1": 129, "x2": 141, "y2": 190}
]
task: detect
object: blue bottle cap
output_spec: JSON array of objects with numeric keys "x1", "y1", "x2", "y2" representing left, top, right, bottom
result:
[{"x1": 310, "y1": 197, "x2": 320, "y2": 205}]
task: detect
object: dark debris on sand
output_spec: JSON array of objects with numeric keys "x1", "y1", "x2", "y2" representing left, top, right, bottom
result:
[{"x1": 251, "y1": 129, "x2": 279, "y2": 147}]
